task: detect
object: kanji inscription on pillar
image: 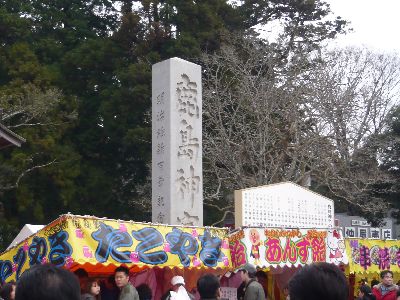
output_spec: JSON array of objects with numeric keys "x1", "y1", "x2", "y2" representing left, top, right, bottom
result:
[{"x1": 152, "y1": 58, "x2": 203, "y2": 226}]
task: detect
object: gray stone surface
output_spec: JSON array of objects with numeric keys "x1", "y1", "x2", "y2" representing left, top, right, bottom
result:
[
  {"x1": 152, "y1": 58, "x2": 203, "y2": 226},
  {"x1": 335, "y1": 213, "x2": 396, "y2": 239}
]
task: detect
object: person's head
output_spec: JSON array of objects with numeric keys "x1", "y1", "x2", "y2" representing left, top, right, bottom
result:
[
  {"x1": 239, "y1": 264, "x2": 257, "y2": 283},
  {"x1": 197, "y1": 274, "x2": 221, "y2": 299},
  {"x1": 171, "y1": 276, "x2": 185, "y2": 292},
  {"x1": 74, "y1": 268, "x2": 89, "y2": 293},
  {"x1": 380, "y1": 270, "x2": 394, "y2": 286},
  {"x1": 114, "y1": 266, "x2": 130, "y2": 289},
  {"x1": 358, "y1": 278, "x2": 367, "y2": 287},
  {"x1": 282, "y1": 285, "x2": 289, "y2": 297},
  {"x1": 359, "y1": 285, "x2": 374, "y2": 300},
  {"x1": 136, "y1": 284, "x2": 152, "y2": 300},
  {"x1": 255, "y1": 270, "x2": 267, "y2": 286},
  {"x1": 288, "y1": 262, "x2": 348, "y2": 300},
  {"x1": 74, "y1": 268, "x2": 89, "y2": 279},
  {"x1": 85, "y1": 279, "x2": 101, "y2": 298},
  {"x1": 0, "y1": 281, "x2": 16, "y2": 300},
  {"x1": 16, "y1": 264, "x2": 80, "y2": 300},
  {"x1": 371, "y1": 279, "x2": 379, "y2": 287},
  {"x1": 104, "y1": 275, "x2": 117, "y2": 289}
]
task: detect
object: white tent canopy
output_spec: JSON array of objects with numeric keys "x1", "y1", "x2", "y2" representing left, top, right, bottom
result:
[{"x1": 7, "y1": 224, "x2": 44, "y2": 250}]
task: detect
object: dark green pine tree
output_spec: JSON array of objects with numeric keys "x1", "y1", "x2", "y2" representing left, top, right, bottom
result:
[
  {"x1": 380, "y1": 106, "x2": 400, "y2": 220},
  {"x1": 0, "y1": 0, "x2": 119, "y2": 250},
  {"x1": 0, "y1": 0, "x2": 351, "y2": 248}
]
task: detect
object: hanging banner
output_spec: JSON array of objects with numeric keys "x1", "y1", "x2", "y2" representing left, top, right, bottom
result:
[
  {"x1": 229, "y1": 228, "x2": 348, "y2": 269},
  {"x1": 0, "y1": 215, "x2": 231, "y2": 283},
  {"x1": 346, "y1": 239, "x2": 400, "y2": 274}
]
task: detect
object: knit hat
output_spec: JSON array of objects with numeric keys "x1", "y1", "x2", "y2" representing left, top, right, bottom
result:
[{"x1": 239, "y1": 263, "x2": 257, "y2": 275}]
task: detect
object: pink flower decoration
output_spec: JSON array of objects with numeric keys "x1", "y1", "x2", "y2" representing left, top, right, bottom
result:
[
  {"x1": 75, "y1": 229, "x2": 84, "y2": 238},
  {"x1": 130, "y1": 252, "x2": 139, "y2": 263},
  {"x1": 192, "y1": 255, "x2": 201, "y2": 267},
  {"x1": 163, "y1": 243, "x2": 171, "y2": 252},
  {"x1": 83, "y1": 246, "x2": 93, "y2": 258},
  {"x1": 23, "y1": 242, "x2": 29, "y2": 251},
  {"x1": 191, "y1": 229, "x2": 199, "y2": 238},
  {"x1": 119, "y1": 224, "x2": 127, "y2": 232},
  {"x1": 65, "y1": 256, "x2": 75, "y2": 268}
]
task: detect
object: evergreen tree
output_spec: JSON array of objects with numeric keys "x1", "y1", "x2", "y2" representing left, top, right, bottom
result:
[
  {"x1": 0, "y1": 0, "x2": 351, "y2": 250},
  {"x1": 380, "y1": 106, "x2": 400, "y2": 219}
]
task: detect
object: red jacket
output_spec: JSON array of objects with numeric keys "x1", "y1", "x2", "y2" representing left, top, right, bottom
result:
[{"x1": 372, "y1": 284, "x2": 398, "y2": 300}]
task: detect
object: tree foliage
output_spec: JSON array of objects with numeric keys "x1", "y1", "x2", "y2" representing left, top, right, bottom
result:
[
  {"x1": 0, "y1": 0, "x2": 351, "y2": 249},
  {"x1": 307, "y1": 48, "x2": 400, "y2": 221},
  {"x1": 379, "y1": 105, "x2": 400, "y2": 216}
]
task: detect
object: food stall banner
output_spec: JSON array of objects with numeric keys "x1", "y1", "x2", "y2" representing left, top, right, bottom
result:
[
  {"x1": 229, "y1": 228, "x2": 348, "y2": 269},
  {"x1": 0, "y1": 214, "x2": 231, "y2": 283},
  {"x1": 346, "y1": 239, "x2": 400, "y2": 274}
]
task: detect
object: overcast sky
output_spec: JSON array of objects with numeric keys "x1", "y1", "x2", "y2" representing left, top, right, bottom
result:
[{"x1": 327, "y1": 0, "x2": 400, "y2": 52}]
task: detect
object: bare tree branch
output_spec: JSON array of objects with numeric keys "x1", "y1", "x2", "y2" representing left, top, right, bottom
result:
[
  {"x1": 1, "y1": 158, "x2": 58, "y2": 191},
  {"x1": 201, "y1": 34, "x2": 400, "y2": 223}
]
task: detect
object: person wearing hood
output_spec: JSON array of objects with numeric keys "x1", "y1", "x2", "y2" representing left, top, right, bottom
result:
[
  {"x1": 372, "y1": 270, "x2": 398, "y2": 300},
  {"x1": 162, "y1": 276, "x2": 194, "y2": 300}
]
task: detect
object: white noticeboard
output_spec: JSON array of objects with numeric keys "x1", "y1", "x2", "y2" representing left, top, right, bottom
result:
[
  {"x1": 234, "y1": 182, "x2": 334, "y2": 229},
  {"x1": 220, "y1": 287, "x2": 237, "y2": 300}
]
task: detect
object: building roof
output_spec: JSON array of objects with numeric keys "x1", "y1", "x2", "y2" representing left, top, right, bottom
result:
[{"x1": 0, "y1": 123, "x2": 25, "y2": 149}]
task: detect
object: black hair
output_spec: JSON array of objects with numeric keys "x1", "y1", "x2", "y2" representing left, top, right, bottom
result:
[
  {"x1": 84, "y1": 278, "x2": 101, "y2": 300},
  {"x1": 15, "y1": 264, "x2": 80, "y2": 300},
  {"x1": 380, "y1": 270, "x2": 393, "y2": 279},
  {"x1": 136, "y1": 284, "x2": 152, "y2": 300},
  {"x1": 237, "y1": 282, "x2": 245, "y2": 300},
  {"x1": 241, "y1": 269, "x2": 256, "y2": 279},
  {"x1": 0, "y1": 281, "x2": 16, "y2": 300},
  {"x1": 114, "y1": 266, "x2": 129, "y2": 276},
  {"x1": 371, "y1": 279, "x2": 379, "y2": 287},
  {"x1": 107, "y1": 274, "x2": 116, "y2": 285},
  {"x1": 359, "y1": 285, "x2": 376, "y2": 300},
  {"x1": 197, "y1": 274, "x2": 220, "y2": 299},
  {"x1": 74, "y1": 268, "x2": 89, "y2": 278},
  {"x1": 288, "y1": 262, "x2": 348, "y2": 300},
  {"x1": 255, "y1": 270, "x2": 267, "y2": 279}
]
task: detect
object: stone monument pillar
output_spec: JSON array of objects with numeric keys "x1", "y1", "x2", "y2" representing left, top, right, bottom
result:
[{"x1": 152, "y1": 58, "x2": 203, "y2": 226}]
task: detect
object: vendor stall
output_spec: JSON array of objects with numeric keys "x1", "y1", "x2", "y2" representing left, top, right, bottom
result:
[
  {"x1": 346, "y1": 239, "x2": 399, "y2": 274},
  {"x1": 230, "y1": 228, "x2": 348, "y2": 268},
  {"x1": 228, "y1": 227, "x2": 348, "y2": 300},
  {"x1": 0, "y1": 214, "x2": 232, "y2": 298},
  {"x1": 345, "y1": 238, "x2": 400, "y2": 300}
]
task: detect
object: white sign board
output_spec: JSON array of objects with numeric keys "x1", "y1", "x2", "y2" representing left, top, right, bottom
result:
[
  {"x1": 344, "y1": 227, "x2": 356, "y2": 238},
  {"x1": 351, "y1": 220, "x2": 370, "y2": 226},
  {"x1": 382, "y1": 228, "x2": 392, "y2": 239},
  {"x1": 220, "y1": 287, "x2": 237, "y2": 300},
  {"x1": 234, "y1": 182, "x2": 334, "y2": 228}
]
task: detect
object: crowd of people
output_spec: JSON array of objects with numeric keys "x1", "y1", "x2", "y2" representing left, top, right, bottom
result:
[
  {"x1": 355, "y1": 270, "x2": 400, "y2": 300},
  {"x1": 0, "y1": 262, "x2": 399, "y2": 300}
]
